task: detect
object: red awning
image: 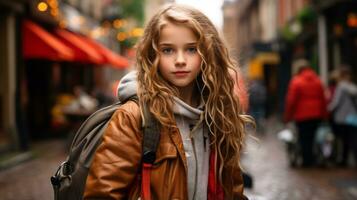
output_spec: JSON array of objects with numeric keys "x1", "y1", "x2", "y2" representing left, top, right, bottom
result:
[
  {"x1": 22, "y1": 20, "x2": 74, "y2": 61},
  {"x1": 53, "y1": 29, "x2": 104, "y2": 64},
  {"x1": 22, "y1": 20, "x2": 128, "y2": 68},
  {"x1": 79, "y1": 36, "x2": 129, "y2": 69}
]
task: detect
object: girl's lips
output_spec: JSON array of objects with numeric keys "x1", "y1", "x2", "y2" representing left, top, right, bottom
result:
[{"x1": 173, "y1": 71, "x2": 189, "y2": 77}]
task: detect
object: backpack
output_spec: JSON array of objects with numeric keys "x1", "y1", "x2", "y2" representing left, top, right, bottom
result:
[{"x1": 50, "y1": 97, "x2": 161, "y2": 200}]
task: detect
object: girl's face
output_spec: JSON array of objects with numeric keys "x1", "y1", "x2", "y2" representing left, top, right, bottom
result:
[{"x1": 158, "y1": 22, "x2": 202, "y2": 91}]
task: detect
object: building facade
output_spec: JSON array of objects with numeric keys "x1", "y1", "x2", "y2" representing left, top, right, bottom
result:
[
  {"x1": 223, "y1": 0, "x2": 281, "y2": 116},
  {"x1": 0, "y1": 0, "x2": 26, "y2": 152},
  {"x1": 0, "y1": 0, "x2": 131, "y2": 156}
]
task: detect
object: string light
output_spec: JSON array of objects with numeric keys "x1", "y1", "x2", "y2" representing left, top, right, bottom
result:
[
  {"x1": 131, "y1": 28, "x2": 144, "y2": 37},
  {"x1": 117, "y1": 32, "x2": 127, "y2": 41},
  {"x1": 37, "y1": 2, "x2": 48, "y2": 12},
  {"x1": 347, "y1": 13, "x2": 357, "y2": 28},
  {"x1": 113, "y1": 19, "x2": 123, "y2": 29}
]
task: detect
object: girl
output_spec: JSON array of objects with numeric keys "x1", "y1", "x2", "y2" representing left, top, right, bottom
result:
[{"x1": 84, "y1": 4, "x2": 251, "y2": 200}]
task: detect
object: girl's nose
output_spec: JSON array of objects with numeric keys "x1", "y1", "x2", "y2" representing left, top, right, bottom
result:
[{"x1": 175, "y1": 51, "x2": 186, "y2": 66}]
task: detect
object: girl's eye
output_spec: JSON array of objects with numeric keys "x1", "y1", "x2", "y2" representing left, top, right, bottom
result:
[
  {"x1": 161, "y1": 48, "x2": 173, "y2": 55},
  {"x1": 187, "y1": 47, "x2": 197, "y2": 54}
]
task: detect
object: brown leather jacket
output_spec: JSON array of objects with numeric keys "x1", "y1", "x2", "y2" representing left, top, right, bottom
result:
[{"x1": 83, "y1": 101, "x2": 247, "y2": 199}]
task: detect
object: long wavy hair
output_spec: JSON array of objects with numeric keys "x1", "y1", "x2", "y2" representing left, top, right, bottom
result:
[{"x1": 136, "y1": 4, "x2": 253, "y2": 194}]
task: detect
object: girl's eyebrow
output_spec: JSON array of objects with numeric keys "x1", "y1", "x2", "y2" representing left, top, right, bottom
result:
[
  {"x1": 185, "y1": 42, "x2": 197, "y2": 46},
  {"x1": 159, "y1": 43, "x2": 173, "y2": 46},
  {"x1": 159, "y1": 42, "x2": 198, "y2": 46}
]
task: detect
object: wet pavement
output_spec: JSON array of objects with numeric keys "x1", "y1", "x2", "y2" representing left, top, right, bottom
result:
[
  {"x1": 0, "y1": 139, "x2": 67, "y2": 200},
  {"x1": 243, "y1": 118, "x2": 357, "y2": 200},
  {"x1": 0, "y1": 118, "x2": 356, "y2": 200}
]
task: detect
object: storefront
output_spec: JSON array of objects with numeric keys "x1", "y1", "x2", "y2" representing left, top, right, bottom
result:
[
  {"x1": 0, "y1": 0, "x2": 130, "y2": 152},
  {"x1": 0, "y1": 0, "x2": 25, "y2": 151},
  {"x1": 322, "y1": 1, "x2": 357, "y2": 81},
  {"x1": 21, "y1": 19, "x2": 129, "y2": 138},
  {"x1": 248, "y1": 44, "x2": 280, "y2": 117}
]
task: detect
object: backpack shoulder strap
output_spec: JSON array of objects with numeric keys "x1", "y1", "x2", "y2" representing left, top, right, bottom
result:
[
  {"x1": 141, "y1": 102, "x2": 160, "y2": 200},
  {"x1": 141, "y1": 102, "x2": 161, "y2": 163},
  {"x1": 120, "y1": 96, "x2": 161, "y2": 161}
]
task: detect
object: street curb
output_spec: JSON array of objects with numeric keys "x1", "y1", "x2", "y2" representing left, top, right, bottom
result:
[{"x1": 0, "y1": 151, "x2": 34, "y2": 171}]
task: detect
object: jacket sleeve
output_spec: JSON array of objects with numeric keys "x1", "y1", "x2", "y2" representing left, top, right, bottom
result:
[{"x1": 83, "y1": 102, "x2": 142, "y2": 199}]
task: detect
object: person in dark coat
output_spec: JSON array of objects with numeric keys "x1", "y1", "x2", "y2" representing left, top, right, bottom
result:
[{"x1": 249, "y1": 78, "x2": 267, "y2": 134}]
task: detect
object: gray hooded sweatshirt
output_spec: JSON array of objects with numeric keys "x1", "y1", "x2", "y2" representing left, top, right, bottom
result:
[
  {"x1": 117, "y1": 70, "x2": 210, "y2": 200},
  {"x1": 328, "y1": 80, "x2": 357, "y2": 124}
]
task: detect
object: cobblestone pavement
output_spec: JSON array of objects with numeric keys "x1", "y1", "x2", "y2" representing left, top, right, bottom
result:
[
  {"x1": 0, "y1": 118, "x2": 357, "y2": 200},
  {"x1": 243, "y1": 118, "x2": 357, "y2": 200}
]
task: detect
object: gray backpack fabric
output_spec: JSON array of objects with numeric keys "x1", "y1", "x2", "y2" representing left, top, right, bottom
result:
[{"x1": 50, "y1": 98, "x2": 160, "y2": 200}]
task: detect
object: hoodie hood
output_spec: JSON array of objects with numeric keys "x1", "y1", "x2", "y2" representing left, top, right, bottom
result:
[
  {"x1": 117, "y1": 70, "x2": 203, "y2": 120},
  {"x1": 117, "y1": 70, "x2": 138, "y2": 102},
  {"x1": 339, "y1": 80, "x2": 357, "y2": 96}
]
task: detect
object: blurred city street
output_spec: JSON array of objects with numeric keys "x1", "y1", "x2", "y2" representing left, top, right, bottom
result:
[
  {"x1": 1, "y1": 0, "x2": 357, "y2": 199},
  {"x1": 243, "y1": 118, "x2": 357, "y2": 200},
  {"x1": 0, "y1": 118, "x2": 357, "y2": 200},
  {"x1": 0, "y1": 139, "x2": 66, "y2": 200}
]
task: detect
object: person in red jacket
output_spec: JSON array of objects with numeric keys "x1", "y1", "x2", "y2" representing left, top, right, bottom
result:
[{"x1": 284, "y1": 59, "x2": 327, "y2": 167}]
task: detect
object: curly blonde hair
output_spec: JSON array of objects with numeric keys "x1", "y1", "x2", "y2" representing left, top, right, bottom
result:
[{"x1": 136, "y1": 4, "x2": 252, "y2": 194}]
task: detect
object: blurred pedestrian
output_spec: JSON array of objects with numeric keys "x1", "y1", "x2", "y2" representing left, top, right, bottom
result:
[
  {"x1": 63, "y1": 86, "x2": 98, "y2": 114},
  {"x1": 91, "y1": 85, "x2": 115, "y2": 108},
  {"x1": 248, "y1": 78, "x2": 267, "y2": 134},
  {"x1": 84, "y1": 4, "x2": 251, "y2": 199},
  {"x1": 325, "y1": 69, "x2": 341, "y2": 164},
  {"x1": 284, "y1": 59, "x2": 327, "y2": 167},
  {"x1": 326, "y1": 69, "x2": 340, "y2": 104},
  {"x1": 328, "y1": 66, "x2": 357, "y2": 167}
]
